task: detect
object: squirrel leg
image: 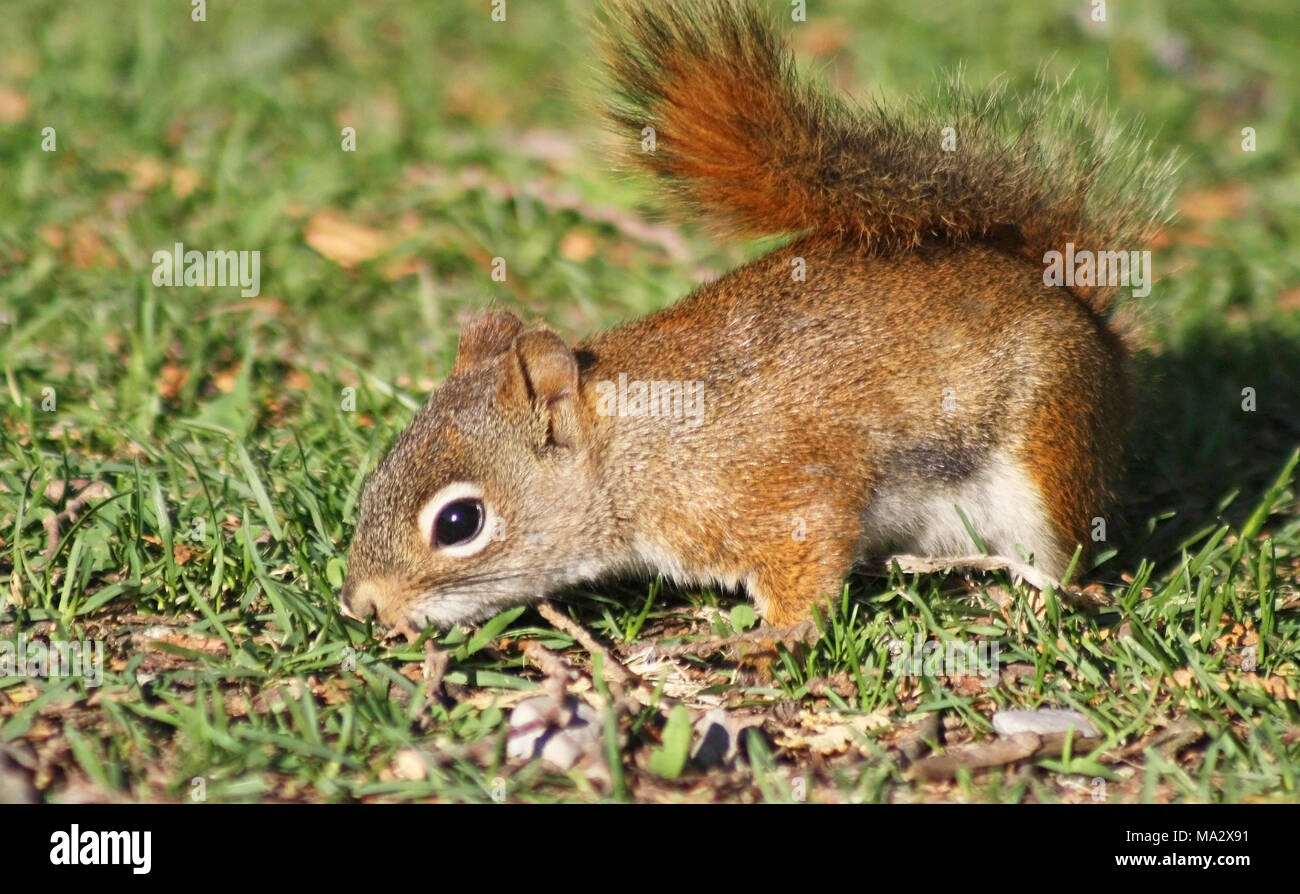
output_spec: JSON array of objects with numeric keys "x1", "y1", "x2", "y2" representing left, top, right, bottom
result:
[
  {"x1": 749, "y1": 536, "x2": 858, "y2": 628},
  {"x1": 730, "y1": 541, "x2": 854, "y2": 682}
]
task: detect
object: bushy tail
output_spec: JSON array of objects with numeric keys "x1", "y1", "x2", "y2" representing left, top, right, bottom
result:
[{"x1": 598, "y1": 0, "x2": 1177, "y2": 314}]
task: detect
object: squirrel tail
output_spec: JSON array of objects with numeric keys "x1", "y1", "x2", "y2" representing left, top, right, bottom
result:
[{"x1": 598, "y1": 0, "x2": 1177, "y2": 315}]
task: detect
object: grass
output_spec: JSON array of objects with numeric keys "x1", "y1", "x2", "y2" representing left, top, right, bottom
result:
[{"x1": 1, "y1": 0, "x2": 1298, "y2": 803}]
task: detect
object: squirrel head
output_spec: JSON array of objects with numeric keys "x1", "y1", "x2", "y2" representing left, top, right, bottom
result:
[{"x1": 340, "y1": 310, "x2": 608, "y2": 633}]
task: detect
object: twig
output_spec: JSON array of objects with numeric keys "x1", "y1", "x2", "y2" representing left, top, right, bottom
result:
[
  {"x1": 421, "y1": 640, "x2": 450, "y2": 692},
  {"x1": 650, "y1": 619, "x2": 820, "y2": 660},
  {"x1": 909, "y1": 728, "x2": 1105, "y2": 780},
  {"x1": 897, "y1": 713, "x2": 943, "y2": 767},
  {"x1": 521, "y1": 640, "x2": 579, "y2": 691},
  {"x1": 910, "y1": 732, "x2": 1042, "y2": 780},
  {"x1": 1102, "y1": 716, "x2": 1204, "y2": 763},
  {"x1": 805, "y1": 672, "x2": 859, "y2": 699},
  {"x1": 537, "y1": 601, "x2": 634, "y2": 686},
  {"x1": 522, "y1": 637, "x2": 642, "y2": 716},
  {"x1": 1036, "y1": 732, "x2": 1104, "y2": 759},
  {"x1": 887, "y1": 553, "x2": 1059, "y2": 592}
]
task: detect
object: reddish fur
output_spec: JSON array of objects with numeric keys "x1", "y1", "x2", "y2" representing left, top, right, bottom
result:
[
  {"x1": 342, "y1": 1, "x2": 1172, "y2": 638},
  {"x1": 600, "y1": 0, "x2": 1170, "y2": 314}
]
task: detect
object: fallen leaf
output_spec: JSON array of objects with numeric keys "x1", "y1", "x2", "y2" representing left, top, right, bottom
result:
[
  {"x1": 211, "y1": 364, "x2": 241, "y2": 394},
  {"x1": 156, "y1": 363, "x2": 190, "y2": 400},
  {"x1": 506, "y1": 694, "x2": 606, "y2": 773},
  {"x1": 171, "y1": 166, "x2": 201, "y2": 199},
  {"x1": 136, "y1": 627, "x2": 228, "y2": 656},
  {"x1": 304, "y1": 210, "x2": 391, "y2": 268},
  {"x1": 1237, "y1": 673, "x2": 1299, "y2": 702},
  {"x1": 0, "y1": 87, "x2": 30, "y2": 123},
  {"x1": 38, "y1": 225, "x2": 66, "y2": 249},
  {"x1": 392, "y1": 748, "x2": 427, "y2": 781},
  {"x1": 1178, "y1": 183, "x2": 1251, "y2": 223},
  {"x1": 774, "y1": 708, "x2": 890, "y2": 756},
  {"x1": 559, "y1": 228, "x2": 598, "y2": 262},
  {"x1": 70, "y1": 224, "x2": 117, "y2": 269},
  {"x1": 6, "y1": 685, "x2": 39, "y2": 705},
  {"x1": 380, "y1": 256, "x2": 424, "y2": 281},
  {"x1": 107, "y1": 156, "x2": 169, "y2": 192},
  {"x1": 911, "y1": 732, "x2": 1042, "y2": 780},
  {"x1": 194, "y1": 298, "x2": 288, "y2": 321}
]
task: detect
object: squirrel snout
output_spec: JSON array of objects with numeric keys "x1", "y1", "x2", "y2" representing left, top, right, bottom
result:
[
  {"x1": 339, "y1": 578, "x2": 382, "y2": 623},
  {"x1": 340, "y1": 576, "x2": 427, "y2": 641}
]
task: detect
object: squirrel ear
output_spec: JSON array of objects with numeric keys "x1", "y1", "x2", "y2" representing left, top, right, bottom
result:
[
  {"x1": 453, "y1": 310, "x2": 524, "y2": 373},
  {"x1": 502, "y1": 329, "x2": 584, "y2": 448}
]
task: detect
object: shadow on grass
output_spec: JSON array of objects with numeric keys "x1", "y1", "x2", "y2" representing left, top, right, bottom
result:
[{"x1": 1121, "y1": 314, "x2": 1300, "y2": 572}]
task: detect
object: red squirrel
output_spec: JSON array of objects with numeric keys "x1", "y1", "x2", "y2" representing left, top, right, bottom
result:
[{"x1": 339, "y1": 0, "x2": 1175, "y2": 636}]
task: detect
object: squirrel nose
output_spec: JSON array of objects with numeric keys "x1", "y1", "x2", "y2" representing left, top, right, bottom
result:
[{"x1": 339, "y1": 578, "x2": 377, "y2": 622}]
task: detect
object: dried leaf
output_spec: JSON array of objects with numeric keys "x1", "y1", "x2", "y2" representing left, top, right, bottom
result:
[
  {"x1": 304, "y1": 211, "x2": 391, "y2": 268},
  {"x1": 0, "y1": 86, "x2": 30, "y2": 123},
  {"x1": 559, "y1": 228, "x2": 598, "y2": 262}
]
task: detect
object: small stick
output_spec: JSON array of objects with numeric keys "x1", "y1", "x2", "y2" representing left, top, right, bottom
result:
[
  {"x1": 521, "y1": 640, "x2": 580, "y2": 708},
  {"x1": 805, "y1": 672, "x2": 859, "y2": 699},
  {"x1": 523, "y1": 637, "x2": 641, "y2": 716},
  {"x1": 886, "y1": 554, "x2": 1060, "y2": 592},
  {"x1": 910, "y1": 732, "x2": 1042, "y2": 780},
  {"x1": 1102, "y1": 716, "x2": 1204, "y2": 763},
  {"x1": 897, "y1": 713, "x2": 943, "y2": 766},
  {"x1": 537, "y1": 601, "x2": 634, "y2": 686},
  {"x1": 521, "y1": 639, "x2": 579, "y2": 687},
  {"x1": 650, "y1": 619, "x2": 820, "y2": 660},
  {"x1": 421, "y1": 640, "x2": 450, "y2": 692}
]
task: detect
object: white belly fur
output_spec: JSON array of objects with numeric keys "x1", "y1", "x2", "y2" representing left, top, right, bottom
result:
[{"x1": 862, "y1": 452, "x2": 1064, "y2": 579}]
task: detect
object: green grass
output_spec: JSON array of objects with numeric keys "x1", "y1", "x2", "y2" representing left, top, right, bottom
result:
[{"x1": 1, "y1": 0, "x2": 1298, "y2": 802}]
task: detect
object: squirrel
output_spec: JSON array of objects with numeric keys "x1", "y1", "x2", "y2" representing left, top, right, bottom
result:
[{"x1": 339, "y1": 0, "x2": 1175, "y2": 637}]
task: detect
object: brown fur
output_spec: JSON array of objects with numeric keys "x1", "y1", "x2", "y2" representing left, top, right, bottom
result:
[
  {"x1": 599, "y1": 0, "x2": 1173, "y2": 314},
  {"x1": 340, "y1": 0, "x2": 1169, "y2": 633}
]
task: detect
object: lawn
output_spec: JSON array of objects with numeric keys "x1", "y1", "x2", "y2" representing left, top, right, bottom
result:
[{"x1": 1, "y1": 0, "x2": 1298, "y2": 803}]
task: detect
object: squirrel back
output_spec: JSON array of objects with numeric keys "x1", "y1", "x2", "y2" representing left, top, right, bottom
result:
[{"x1": 599, "y1": 0, "x2": 1176, "y2": 314}]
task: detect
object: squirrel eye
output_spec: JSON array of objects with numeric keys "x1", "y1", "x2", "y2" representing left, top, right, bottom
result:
[
  {"x1": 417, "y1": 483, "x2": 494, "y2": 558},
  {"x1": 434, "y1": 498, "x2": 484, "y2": 548}
]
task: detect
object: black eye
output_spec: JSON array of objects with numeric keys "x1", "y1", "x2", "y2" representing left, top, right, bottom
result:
[{"x1": 434, "y1": 498, "x2": 485, "y2": 547}]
